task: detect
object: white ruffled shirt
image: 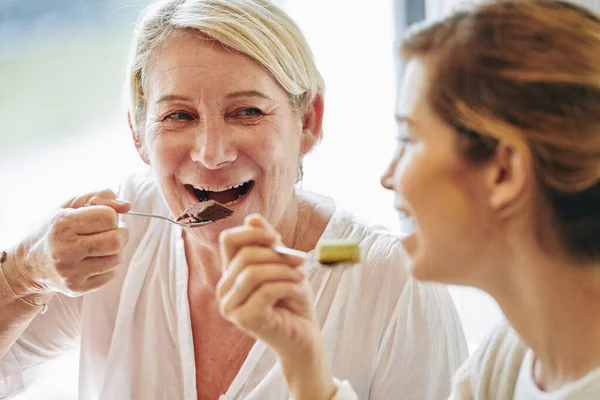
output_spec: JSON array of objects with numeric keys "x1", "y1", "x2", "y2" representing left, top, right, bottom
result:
[{"x1": 1, "y1": 172, "x2": 467, "y2": 400}]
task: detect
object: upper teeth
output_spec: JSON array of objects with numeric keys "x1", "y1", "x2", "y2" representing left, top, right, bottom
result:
[
  {"x1": 228, "y1": 182, "x2": 247, "y2": 190},
  {"x1": 195, "y1": 181, "x2": 249, "y2": 192}
]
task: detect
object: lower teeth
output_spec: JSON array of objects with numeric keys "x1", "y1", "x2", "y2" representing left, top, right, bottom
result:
[{"x1": 225, "y1": 194, "x2": 244, "y2": 206}]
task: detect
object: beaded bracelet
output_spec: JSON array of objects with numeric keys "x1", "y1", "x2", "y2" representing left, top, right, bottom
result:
[{"x1": 0, "y1": 251, "x2": 48, "y2": 314}]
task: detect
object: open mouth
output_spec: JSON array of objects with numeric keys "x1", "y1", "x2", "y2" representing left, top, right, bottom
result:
[
  {"x1": 402, "y1": 216, "x2": 416, "y2": 233},
  {"x1": 395, "y1": 205, "x2": 416, "y2": 233},
  {"x1": 186, "y1": 180, "x2": 254, "y2": 206}
]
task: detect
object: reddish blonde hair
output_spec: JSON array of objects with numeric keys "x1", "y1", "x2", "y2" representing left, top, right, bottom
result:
[{"x1": 402, "y1": 0, "x2": 600, "y2": 261}]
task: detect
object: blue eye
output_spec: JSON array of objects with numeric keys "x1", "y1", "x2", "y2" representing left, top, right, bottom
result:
[
  {"x1": 164, "y1": 112, "x2": 194, "y2": 121},
  {"x1": 395, "y1": 124, "x2": 414, "y2": 145},
  {"x1": 396, "y1": 135, "x2": 414, "y2": 145},
  {"x1": 237, "y1": 108, "x2": 262, "y2": 117}
]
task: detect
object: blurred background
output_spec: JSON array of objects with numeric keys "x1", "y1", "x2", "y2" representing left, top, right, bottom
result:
[{"x1": 1, "y1": 0, "x2": 598, "y2": 398}]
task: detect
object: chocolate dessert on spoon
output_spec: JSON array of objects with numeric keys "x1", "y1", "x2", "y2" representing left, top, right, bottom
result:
[
  {"x1": 176, "y1": 200, "x2": 234, "y2": 224},
  {"x1": 126, "y1": 200, "x2": 233, "y2": 228}
]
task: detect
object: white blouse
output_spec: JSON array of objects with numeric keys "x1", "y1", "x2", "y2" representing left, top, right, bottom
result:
[{"x1": 1, "y1": 172, "x2": 468, "y2": 400}]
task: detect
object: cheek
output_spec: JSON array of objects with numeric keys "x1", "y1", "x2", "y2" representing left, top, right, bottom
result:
[
  {"x1": 394, "y1": 146, "x2": 472, "y2": 228},
  {"x1": 411, "y1": 198, "x2": 474, "y2": 283},
  {"x1": 393, "y1": 148, "x2": 426, "y2": 203},
  {"x1": 146, "y1": 130, "x2": 189, "y2": 171},
  {"x1": 248, "y1": 124, "x2": 302, "y2": 177},
  {"x1": 412, "y1": 176, "x2": 492, "y2": 284},
  {"x1": 394, "y1": 148, "x2": 480, "y2": 280}
]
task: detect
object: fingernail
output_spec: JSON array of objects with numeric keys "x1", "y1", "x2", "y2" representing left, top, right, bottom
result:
[{"x1": 114, "y1": 198, "x2": 131, "y2": 205}]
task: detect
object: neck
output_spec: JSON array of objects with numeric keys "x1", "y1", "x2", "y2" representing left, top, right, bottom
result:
[
  {"x1": 491, "y1": 249, "x2": 600, "y2": 391},
  {"x1": 277, "y1": 191, "x2": 334, "y2": 253},
  {"x1": 275, "y1": 191, "x2": 301, "y2": 250},
  {"x1": 184, "y1": 233, "x2": 222, "y2": 295}
]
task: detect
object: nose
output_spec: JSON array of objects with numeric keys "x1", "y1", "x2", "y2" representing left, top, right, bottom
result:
[
  {"x1": 381, "y1": 147, "x2": 402, "y2": 190},
  {"x1": 190, "y1": 119, "x2": 238, "y2": 170}
]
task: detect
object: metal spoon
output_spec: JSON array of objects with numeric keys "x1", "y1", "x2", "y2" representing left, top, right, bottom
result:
[
  {"x1": 126, "y1": 211, "x2": 356, "y2": 266},
  {"x1": 126, "y1": 211, "x2": 214, "y2": 228}
]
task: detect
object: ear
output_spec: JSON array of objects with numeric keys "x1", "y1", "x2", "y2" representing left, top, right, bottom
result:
[
  {"x1": 128, "y1": 111, "x2": 150, "y2": 165},
  {"x1": 486, "y1": 141, "x2": 533, "y2": 217},
  {"x1": 300, "y1": 93, "x2": 324, "y2": 155}
]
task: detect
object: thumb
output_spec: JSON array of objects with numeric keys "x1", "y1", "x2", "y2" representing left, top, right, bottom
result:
[
  {"x1": 245, "y1": 214, "x2": 305, "y2": 266},
  {"x1": 245, "y1": 214, "x2": 282, "y2": 244},
  {"x1": 107, "y1": 199, "x2": 132, "y2": 214},
  {"x1": 245, "y1": 213, "x2": 272, "y2": 230},
  {"x1": 69, "y1": 189, "x2": 132, "y2": 214}
]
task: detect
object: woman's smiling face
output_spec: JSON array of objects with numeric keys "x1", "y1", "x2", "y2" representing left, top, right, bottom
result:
[
  {"x1": 135, "y1": 31, "x2": 319, "y2": 244},
  {"x1": 381, "y1": 57, "x2": 500, "y2": 285}
]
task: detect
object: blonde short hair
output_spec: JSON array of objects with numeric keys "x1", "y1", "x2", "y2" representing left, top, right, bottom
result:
[{"x1": 127, "y1": 0, "x2": 324, "y2": 132}]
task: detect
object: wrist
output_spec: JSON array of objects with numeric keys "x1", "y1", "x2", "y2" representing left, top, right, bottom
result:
[
  {"x1": 278, "y1": 343, "x2": 337, "y2": 400},
  {"x1": 1, "y1": 246, "x2": 54, "y2": 305}
]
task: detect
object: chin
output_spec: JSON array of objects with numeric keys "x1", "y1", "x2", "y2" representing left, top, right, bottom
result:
[
  {"x1": 401, "y1": 232, "x2": 438, "y2": 282},
  {"x1": 409, "y1": 252, "x2": 471, "y2": 285},
  {"x1": 186, "y1": 216, "x2": 238, "y2": 247},
  {"x1": 408, "y1": 259, "x2": 438, "y2": 282}
]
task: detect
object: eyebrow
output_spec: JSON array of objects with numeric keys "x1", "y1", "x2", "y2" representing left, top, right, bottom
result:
[
  {"x1": 155, "y1": 91, "x2": 273, "y2": 105},
  {"x1": 225, "y1": 90, "x2": 272, "y2": 101},
  {"x1": 155, "y1": 94, "x2": 193, "y2": 105}
]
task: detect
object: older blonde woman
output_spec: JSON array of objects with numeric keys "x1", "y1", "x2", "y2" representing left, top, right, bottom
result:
[
  {"x1": 217, "y1": 1, "x2": 600, "y2": 399},
  {"x1": 0, "y1": 1, "x2": 467, "y2": 399}
]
